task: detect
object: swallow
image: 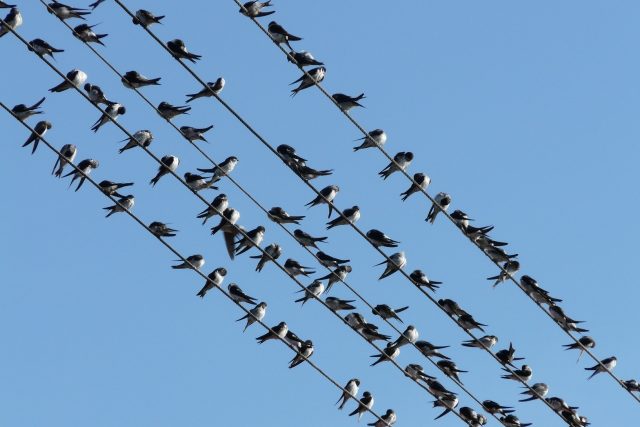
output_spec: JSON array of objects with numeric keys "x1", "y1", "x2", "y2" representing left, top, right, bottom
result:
[
  {"x1": 185, "y1": 78, "x2": 225, "y2": 103},
  {"x1": 336, "y1": 378, "x2": 360, "y2": 410},
  {"x1": 167, "y1": 39, "x2": 201, "y2": 63},
  {"x1": 481, "y1": 400, "x2": 514, "y2": 415},
  {"x1": 197, "y1": 156, "x2": 238, "y2": 184},
  {"x1": 563, "y1": 336, "x2": 596, "y2": 361},
  {"x1": 502, "y1": 365, "x2": 532, "y2": 382},
  {"x1": 211, "y1": 208, "x2": 240, "y2": 259},
  {"x1": 400, "y1": 173, "x2": 430, "y2": 201},
  {"x1": 623, "y1": 379, "x2": 640, "y2": 393},
  {"x1": 0, "y1": 6, "x2": 20, "y2": 37},
  {"x1": 405, "y1": 364, "x2": 435, "y2": 381},
  {"x1": 305, "y1": 185, "x2": 339, "y2": 218},
  {"x1": 294, "y1": 279, "x2": 324, "y2": 306},
  {"x1": 520, "y1": 382, "x2": 548, "y2": 402},
  {"x1": 256, "y1": 321, "x2": 288, "y2": 344},
  {"x1": 267, "y1": 207, "x2": 304, "y2": 224},
  {"x1": 0, "y1": 2, "x2": 15, "y2": 8},
  {"x1": 376, "y1": 251, "x2": 406, "y2": 280},
  {"x1": 289, "y1": 339, "x2": 314, "y2": 369},
  {"x1": 288, "y1": 50, "x2": 323, "y2": 67},
  {"x1": 281, "y1": 330, "x2": 302, "y2": 350},
  {"x1": 325, "y1": 296, "x2": 356, "y2": 311},
  {"x1": 99, "y1": 180, "x2": 133, "y2": 198},
  {"x1": 449, "y1": 209, "x2": 472, "y2": 229},
  {"x1": 237, "y1": 302, "x2": 267, "y2": 332},
  {"x1": 88, "y1": 0, "x2": 105, "y2": 9},
  {"x1": 545, "y1": 396, "x2": 577, "y2": 412},
  {"x1": 459, "y1": 407, "x2": 482, "y2": 426},
  {"x1": 368, "y1": 409, "x2": 396, "y2": 427},
  {"x1": 372, "y1": 304, "x2": 408, "y2": 323},
  {"x1": 228, "y1": 283, "x2": 257, "y2": 305},
  {"x1": 437, "y1": 298, "x2": 467, "y2": 317},
  {"x1": 63, "y1": 158, "x2": 98, "y2": 191},
  {"x1": 118, "y1": 129, "x2": 152, "y2": 154},
  {"x1": 46, "y1": 2, "x2": 89, "y2": 20},
  {"x1": 348, "y1": 391, "x2": 374, "y2": 420},
  {"x1": 173, "y1": 125, "x2": 212, "y2": 145},
  {"x1": 500, "y1": 415, "x2": 532, "y2": 427},
  {"x1": 234, "y1": 225, "x2": 265, "y2": 256},
  {"x1": 49, "y1": 69, "x2": 87, "y2": 92},
  {"x1": 361, "y1": 324, "x2": 391, "y2": 342},
  {"x1": 150, "y1": 155, "x2": 179, "y2": 186},
  {"x1": 293, "y1": 163, "x2": 333, "y2": 180},
  {"x1": 73, "y1": 23, "x2": 107, "y2": 45},
  {"x1": 560, "y1": 409, "x2": 587, "y2": 427},
  {"x1": 474, "y1": 234, "x2": 508, "y2": 250},
  {"x1": 549, "y1": 305, "x2": 588, "y2": 333},
  {"x1": 277, "y1": 143, "x2": 307, "y2": 169},
  {"x1": 28, "y1": 39, "x2": 64, "y2": 59},
  {"x1": 91, "y1": 103, "x2": 125, "y2": 132},
  {"x1": 196, "y1": 194, "x2": 228, "y2": 224},
  {"x1": 487, "y1": 260, "x2": 520, "y2": 287},
  {"x1": 84, "y1": 83, "x2": 111, "y2": 105},
  {"x1": 433, "y1": 394, "x2": 459, "y2": 420},
  {"x1": 185, "y1": 172, "x2": 217, "y2": 191},
  {"x1": 425, "y1": 378, "x2": 456, "y2": 398},
  {"x1": 585, "y1": 356, "x2": 617, "y2": 380},
  {"x1": 520, "y1": 275, "x2": 562, "y2": 305},
  {"x1": 415, "y1": 340, "x2": 450, "y2": 360},
  {"x1": 426, "y1": 192, "x2": 452, "y2": 224},
  {"x1": 484, "y1": 246, "x2": 518, "y2": 264},
  {"x1": 293, "y1": 229, "x2": 326, "y2": 249},
  {"x1": 393, "y1": 325, "x2": 418, "y2": 347},
  {"x1": 316, "y1": 251, "x2": 349, "y2": 268},
  {"x1": 318, "y1": 265, "x2": 352, "y2": 292},
  {"x1": 495, "y1": 342, "x2": 525, "y2": 368},
  {"x1": 437, "y1": 360, "x2": 467, "y2": 383},
  {"x1": 284, "y1": 258, "x2": 315, "y2": 276},
  {"x1": 326, "y1": 206, "x2": 360, "y2": 229},
  {"x1": 158, "y1": 101, "x2": 190, "y2": 120},
  {"x1": 290, "y1": 66, "x2": 326, "y2": 96},
  {"x1": 171, "y1": 254, "x2": 204, "y2": 270},
  {"x1": 52, "y1": 143, "x2": 77, "y2": 177},
  {"x1": 121, "y1": 70, "x2": 161, "y2": 89},
  {"x1": 195, "y1": 267, "x2": 227, "y2": 298},
  {"x1": 132, "y1": 9, "x2": 164, "y2": 27},
  {"x1": 149, "y1": 221, "x2": 177, "y2": 237},
  {"x1": 345, "y1": 312, "x2": 367, "y2": 330},
  {"x1": 268, "y1": 21, "x2": 302, "y2": 50},
  {"x1": 379, "y1": 151, "x2": 413, "y2": 180},
  {"x1": 462, "y1": 335, "x2": 498, "y2": 350},
  {"x1": 458, "y1": 313, "x2": 487, "y2": 332},
  {"x1": 250, "y1": 243, "x2": 281, "y2": 272},
  {"x1": 366, "y1": 229, "x2": 399, "y2": 248},
  {"x1": 409, "y1": 269, "x2": 442, "y2": 292},
  {"x1": 353, "y1": 129, "x2": 387, "y2": 151},
  {"x1": 12, "y1": 97, "x2": 46, "y2": 121},
  {"x1": 103, "y1": 194, "x2": 134, "y2": 218},
  {"x1": 239, "y1": 1, "x2": 274, "y2": 18},
  {"x1": 22, "y1": 120, "x2": 52, "y2": 154},
  {"x1": 331, "y1": 92, "x2": 365, "y2": 112}
]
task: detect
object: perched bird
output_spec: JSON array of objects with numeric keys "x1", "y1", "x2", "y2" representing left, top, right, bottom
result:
[
  {"x1": 500, "y1": 415, "x2": 532, "y2": 427},
  {"x1": 501, "y1": 364, "x2": 533, "y2": 382},
  {"x1": 318, "y1": 265, "x2": 352, "y2": 292},
  {"x1": 185, "y1": 172, "x2": 216, "y2": 192},
  {"x1": 171, "y1": 254, "x2": 204, "y2": 270},
  {"x1": 348, "y1": 391, "x2": 374, "y2": 420},
  {"x1": 585, "y1": 356, "x2": 617, "y2": 380},
  {"x1": 234, "y1": 225, "x2": 265, "y2": 256},
  {"x1": 325, "y1": 296, "x2": 356, "y2": 312},
  {"x1": 52, "y1": 143, "x2": 77, "y2": 177},
  {"x1": 293, "y1": 229, "x2": 327, "y2": 249},
  {"x1": 119, "y1": 130, "x2": 153, "y2": 154},
  {"x1": 236, "y1": 302, "x2": 267, "y2": 332},
  {"x1": 132, "y1": 9, "x2": 164, "y2": 27},
  {"x1": 49, "y1": 69, "x2": 87, "y2": 92},
  {"x1": 12, "y1": 97, "x2": 46, "y2": 121},
  {"x1": 400, "y1": 173, "x2": 430, "y2": 201},
  {"x1": 239, "y1": 1, "x2": 274, "y2": 18},
  {"x1": 255, "y1": 321, "x2": 288, "y2": 344},
  {"x1": 268, "y1": 21, "x2": 302, "y2": 50},
  {"x1": 73, "y1": 23, "x2": 107, "y2": 45},
  {"x1": 549, "y1": 305, "x2": 588, "y2": 333},
  {"x1": 197, "y1": 156, "x2": 238, "y2": 184},
  {"x1": 361, "y1": 324, "x2": 391, "y2": 343},
  {"x1": 345, "y1": 313, "x2": 367, "y2": 330},
  {"x1": 332, "y1": 93, "x2": 365, "y2": 111},
  {"x1": 103, "y1": 195, "x2": 134, "y2": 218},
  {"x1": 520, "y1": 275, "x2": 562, "y2": 306},
  {"x1": 623, "y1": 379, "x2": 640, "y2": 393},
  {"x1": 47, "y1": 2, "x2": 90, "y2": 20},
  {"x1": 284, "y1": 330, "x2": 304, "y2": 349},
  {"x1": 295, "y1": 279, "x2": 324, "y2": 306},
  {"x1": 495, "y1": 342, "x2": 525, "y2": 368},
  {"x1": 121, "y1": 70, "x2": 161, "y2": 89},
  {"x1": 462, "y1": 335, "x2": 498, "y2": 350},
  {"x1": 277, "y1": 144, "x2": 306, "y2": 168},
  {"x1": 149, "y1": 221, "x2": 177, "y2": 238},
  {"x1": 336, "y1": 378, "x2": 360, "y2": 410},
  {"x1": 474, "y1": 234, "x2": 508, "y2": 250},
  {"x1": 196, "y1": 194, "x2": 228, "y2": 225},
  {"x1": 437, "y1": 360, "x2": 467, "y2": 383},
  {"x1": 520, "y1": 382, "x2": 548, "y2": 402},
  {"x1": 267, "y1": 207, "x2": 304, "y2": 224},
  {"x1": 354, "y1": 129, "x2": 387, "y2": 151},
  {"x1": 316, "y1": 251, "x2": 349, "y2": 268},
  {"x1": 545, "y1": 396, "x2": 576, "y2": 412},
  {"x1": 210, "y1": 208, "x2": 241, "y2": 259},
  {"x1": 289, "y1": 339, "x2": 314, "y2": 369},
  {"x1": 425, "y1": 378, "x2": 456, "y2": 398},
  {"x1": 177, "y1": 125, "x2": 214, "y2": 144},
  {"x1": 284, "y1": 258, "x2": 315, "y2": 276},
  {"x1": 196, "y1": 267, "x2": 227, "y2": 298},
  {"x1": 458, "y1": 313, "x2": 487, "y2": 332},
  {"x1": 415, "y1": 341, "x2": 450, "y2": 360},
  {"x1": 405, "y1": 364, "x2": 435, "y2": 382},
  {"x1": 28, "y1": 39, "x2": 64, "y2": 59},
  {"x1": 167, "y1": 39, "x2": 201, "y2": 63},
  {"x1": 370, "y1": 343, "x2": 400, "y2": 367},
  {"x1": 433, "y1": 394, "x2": 459, "y2": 420},
  {"x1": 158, "y1": 101, "x2": 190, "y2": 120},
  {"x1": 376, "y1": 251, "x2": 406, "y2": 280},
  {"x1": 91, "y1": 103, "x2": 125, "y2": 132},
  {"x1": 305, "y1": 185, "x2": 339, "y2": 218},
  {"x1": 562, "y1": 336, "x2": 596, "y2": 361},
  {"x1": 250, "y1": 243, "x2": 281, "y2": 272},
  {"x1": 84, "y1": 83, "x2": 111, "y2": 105},
  {"x1": 99, "y1": 180, "x2": 133, "y2": 198},
  {"x1": 487, "y1": 260, "x2": 520, "y2": 287},
  {"x1": 426, "y1": 192, "x2": 452, "y2": 224},
  {"x1": 288, "y1": 50, "x2": 323, "y2": 67},
  {"x1": 393, "y1": 325, "x2": 418, "y2": 347},
  {"x1": 293, "y1": 163, "x2": 333, "y2": 181},
  {"x1": 327, "y1": 206, "x2": 360, "y2": 229},
  {"x1": 63, "y1": 158, "x2": 98, "y2": 191},
  {"x1": 22, "y1": 120, "x2": 52, "y2": 154},
  {"x1": 460, "y1": 407, "x2": 481, "y2": 426},
  {"x1": 482, "y1": 400, "x2": 514, "y2": 416},
  {"x1": 379, "y1": 151, "x2": 413, "y2": 180},
  {"x1": 409, "y1": 269, "x2": 442, "y2": 292},
  {"x1": 484, "y1": 246, "x2": 518, "y2": 264},
  {"x1": 0, "y1": 6, "x2": 20, "y2": 37},
  {"x1": 372, "y1": 304, "x2": 408, "y2": 323},
  {"x1": 185, "y1": 78, "x2": 225, "y2": 103},
  {"x1": 290, "y1": 66, "x2": 326, "y2": 96},
  {"x1": 228, "y1": 283, "x2": 257, "y2": 305},
  {"x1": 438, "y1": 298, "x2": 467, "y2": 317},
  {"x1": 366, "y1": 229, "x2": 399, "y2": 248},
  {"x1": 150, "y1": 155, "x2": 179, "y2": 186}
]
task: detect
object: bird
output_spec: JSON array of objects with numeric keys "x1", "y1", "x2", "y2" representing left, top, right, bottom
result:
[
  {"x1": 289, "y1": 340, "x2": 314, "y2": 369},
  {"x1": 462, "y1": 335, "x2": 498, "y2": 350},
  {"x1": 438, "y1": 298, "x2": 467, "y2": 317},
  {"x1": 459, "y1": 407, "x2": 481, "y2": 426},
  {"x1": 400, "y1": 173, "x2": 430, "y2": 201},
  {"x1": 520, "y1": 382, "x2": 548, "y2": 402},
  {"x1": 158, "y1": 101, "x2": 190, "y2": 120},
  {"x1": 487, "y1": 260, "x2": 520, "y2": 287},
  {"x1": 500, "y1": 415, "x2": 532, "y2": 427},
  {"x1": 293, "y1": 229, "x2": 327, "y2": 249},
  {"x1": 549, "y1": 305, "x2": 588, "y2": 333},
  {"x1": 336, "y1": 378, "x2": 360, "y2": 410},
  {"x1": 47, "y1": 2, "x2": 90, "y2": 20},
  {"x1": 0, "y1": 6, "x2": 20, "y2": 37},
  {"x1": 197, "y1": 156, "x2": 238, "y2": 184},
  {"x1": 185, "y1": 172, "x2": 217, "y2": 192},
  {"x1": 326, "y1": 206, "x2": 360, "y2": 229},
  {"x1": 366, "y1": 229, "x2": 400, "y2": 248},
  {"x1": 295, "y1": 280, "x2": 324, "y2": 306},
  {"x1": 433, "y1": 394, "x2": 459, "y2": 420},
  {"x1": 91, "y1": 103, "x2": 125, "y2": 133},
  {"x1": 288, "y1": 50, "x2": 323, "y2": 67},
  {"x1": 484, "y1": 246, "x2": 518, "y2": 264},
  {"x1": 12, "y1": 97, "x2": 46, "y2": 121},
  {"x1": 520, "y1": 275, "x2": 562, "y2": 306},
  {"x1": 177, "y1": 125, "x2": 214, "y2": 144},
  {"x1": 237, "y1": 302, "x2": 267, "y2": 332},
  {"x1": 415, "y1": 340, "x2": 450, "y2": 360},
  {"x1": 49, "y1": 69, "x2": 87, "y2": 92},
  {"x1": 268, "y1": 21, "x2": 302, "y2": 50},
  {"x1": 501, "y1": 364, "x2": 533, "y2": 382},
  {"x1": 361, "y1": 324, "x2": 391, "y2": 343},
  {"x1": 196, "y1": 267, "x2": 227, "y2": 298},
  {"x1": 405, "y1": 364, "x2": 435, "y2": 382},
  {"x1": 623, "y1": 379, "x2": 640, "y2": 393},
  {"x1": 149, "y1": 221, "x2": 177, "y2": 238},
  {"x1": 332, "y1": 93, "x2": 365, "y2": 111},
  {"x1": 171, "y1": 254, "x2": 204, "y2": 270},
  {"x1": 22, "y1": 120, "x2": 52, "y2": 154},
  {"x1": 227, "y1": 283, "x2": 257, "y2": 305},
  {"x1": 277, "y1": 144, "x2": 307, "y2": 169},
  {"x1": 290, "y1": 66, "x2": 326, "y2": 96},
  {"x1": 196, "y1": 194, "x2": 229, "y2": 225},
  {"x1": 210, "y1": 208, "x2": 241, "y2": 259},
  {"x1": 474, "y1": 234, "x2": 509, "y2": 250},
  {"x1": 52, "y1": 143, "x2": 77, "y2": 177},
  {"x1": 348, "y1": 391, "x2": 374, "y2": 420},
  {"x1": 250, "y1": 243, "x2": 281, "y2": 272},
  {"x1": 345, "y1": 313, "x2": 367, "y2": 330},
  {"x1": 379, "y1": 151, "x2": 413, "y2": 180},
  {"x1": 372, "y1": 304, "x2": 408, "y2": 323},
  {"x1": 255, "y1": 321, "x2": 288, "y2": 344},
  {"x1": 325, "y1": 297, "x2": 356, "y2": 312},
  {"x1": 185, "y1": 78, "x2": 225, "y2": 103},
  {"x1": 425, "y1": 378, "x2": 456, "y2": 398},
  {"x1": 63, "y1": 158, "x2": 98, "y2": 191},
  {"x1": 316, "y1": 251, "x2": 349, "y2": 269},
  {"x1": 368, "y1": 409, "x2": 397, "y2": 427},
  {"x1": 118, "y1": 130, "x2": 153, "y2": 154},
  {"x1": 166, "y1": 39, "x2": 201, "y2": 63},
  {"x1": 150, "y1": 155, "x2": 179, "y2": 186},
  {"x1": 103, "y1": 195, "x2": 134, "y2": 218},
  {"x1": 305, "y1": 185, "x2": 339, "y2": 218},
  {"x1": 318, "y1": 265, "x2": 352, "y2": 293},
  {"x1": 482, "y1": 400, "x2": 514, "y2": 416},
  {"x1": 437, "y1": 360, "x2": 468, "y2": 383},
  {"x1": 132, "y1": 9, "x2": 164, "y2": 27},
  {"x1": 495, "y1": 342, "x2": 525, "y2": 368},
  {"x1": 239, "y1": 1, "x2": 274, "y2": 18},
  {"x1": 121, "y1": 70, "x2": 161, "y2": 89},
  {"x1": 284, "y1": 258, "x2": 315, "y2": 276},
  {"x1": 562, "y1": 336, "x2": 596, "y2": 361},
  {"x1": 84, "y1": 84, "x2": 111, "y2": 105},
  {"x1": 353, "y1": 129, "x2": 387, "y2": 151},
  {"x1": 234, "y1": 225, "x2": 265, "y2": 256},
  {"x1": 292, "y1": 163, "x2": 333, "y2": 181},
  {"x1": 267, "y1": 207, "x2": 304, "y2": 224},
  {"x1": 376, "y1": 251, "x2": 406, "y2": 280},
  {"x1": 426, "y1": 192, "x2": 452, "y2": 224},
  {"x1": 73, "y1": 23, "x2": 107, "y2": 45},
  {"x1": 585, "y1": 356, "x2": 617, "y2": 380},
  {"x1": 284, "y1": 330, "x2": 304, "y2": 349},
  {"x1": 98, "y1": 180, "x2": 133, "y2": 198},
  {"x1": 393, "y1": 325, "x2": 418, "y2": 347},
  {"x1": 28, "y1": 39, "x2": 64, "y2": 59},
  {"x1": 409, "y1": 269, "x2": 442, "y2": 292},
  {"x1": 458, "y1": 313, "x2": 487, "y2": 332}
]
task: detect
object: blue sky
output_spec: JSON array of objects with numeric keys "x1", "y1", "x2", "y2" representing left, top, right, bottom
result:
[{"x1": 2, "y1": 1, "x2": 639, "y2": 426}]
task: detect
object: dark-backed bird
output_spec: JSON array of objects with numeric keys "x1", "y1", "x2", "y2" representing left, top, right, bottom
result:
[
  {"x1": 99, "y1": 180, "x2": 133, "y2": 198},
  {"x1": 379, "y1": 151, "x2": 413, "y2": 180},
  {"x1": 288, "y1": 50, "x2": 323, "y2": 67},
  {"x1": 236, "y1": 302, "x2": 267, "y2": 332},
  {"x1": 185, "y1": 78, "x2": 225, "y2": 103},
  {"x1": 372, "y1": 304, "x2": 408, "y2": 323},
  {"x1": 289, "y1": 340, "x2": 314, "y2": 369},
  {"x1": 250, "y1": 243, "x2": 281, "y2": 272},
  {"x1": 305, "y1": 185, "x2": 339, "y2": 218},
  {"x1": 239, "y1": 1, "x2": 274, "y2": 18},
  {"x1": 121, "y1": 70, "x2": 161, "y2": 89},
  {"x1": 118, "y1": 130, "x2": 152, "y2": 154},
  {"x1": 167, "y1": 39, "x2": 201, "y2": 63},
  {"x1": 47, "y1": 2, "x2": 90, "y2": 20},
  {"x1": 149, "y1": 221, "x2": 177, "y2": 238},
  {"x1": 585, "y1": 356, "x2": 617, "y2": 380},
  {"x1": 103, "y1": 195, "x2": 134, "y2": 218},
  {"x1": 354, "y1": 129, "x2": 387, "y2": 151},
  {"x1": 150, "y1": 155, "x2": 179, "y2": 187},
  {"x1": 158, "y1": 101, "x2": 190, "y2": 120},
  {"x1": 410, "y1": 269, "x2": 442, "y2": 291},
  {"x1": 348, "y1": 391, "x2": 374, "y2": 421},
  {"x1": 73, "y1": 23, "x2": 107, "y2": 45},
  {"x1": 426, "y1": 192, "x2": 451, "y2": 224},
  {"x1": 332, "y1": 92, "x2": 365, "y2": 111},
  {"x1": 171, "y1": 254, "x2": 204, "y2": 270},
  {"x1": 52, "y1": 143, "x2": 77, "y2": 177},
  {"x1": 376, "y1": 251, "x2": 406, "y2": 280},
  {"x1": 326, "y1": 206, "x2": 360, "y2": 229},
  {"x1": 133, "y1": 9, "x2": 164, "y2": 27},
  {"x1": 49, "y1": 69, "x2": 87, "y2": 92},
  {"x1": 228, "y1": 283, "x2": 257, "y2": 305},
  {"x1": 293, "y1": 229, "x2": 327, "y2": 249},
  {"x1": 22, "y1": 120, "x2": 52, "y2": 154},
  {"x1": 267, "y1": 206, "x2": 304, "y2": 224},
  {"x1": 12, "y1": 97, "x2": 46, "y2": 121},
  {"x1": 366, "y1": 229, "x2": 399, "y2": 248},
  {"x1": 290, "y1": 66, "x2": 325, "y2": 96},
  {"x1": 400, "y1": 172, "x2": 430, "y2": 201},
  {"x1": 336, "y1": 378, "x2": 360, "y2": 410},
  {"x1": 28, "y1": 39, "x2": 64, "y2": 59},
  {"x1": 255, "y1": 321, "x2": 288, "y2": 344},
  {"x1": 268, "y1": 21, "x2": 302, "y2": 50},
  {"x1": 63, "y1": 158, "x2": 98, "y2": 191}
]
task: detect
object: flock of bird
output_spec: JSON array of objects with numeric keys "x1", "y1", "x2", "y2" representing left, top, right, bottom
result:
[{"x1": 3, "y1": 1, "x2": 639, "y2": 426}]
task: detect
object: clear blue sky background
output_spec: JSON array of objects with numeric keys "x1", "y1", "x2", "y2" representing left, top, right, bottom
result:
[{"x1": 2, "y1": 1, "x2": 638, "y2": 426}]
